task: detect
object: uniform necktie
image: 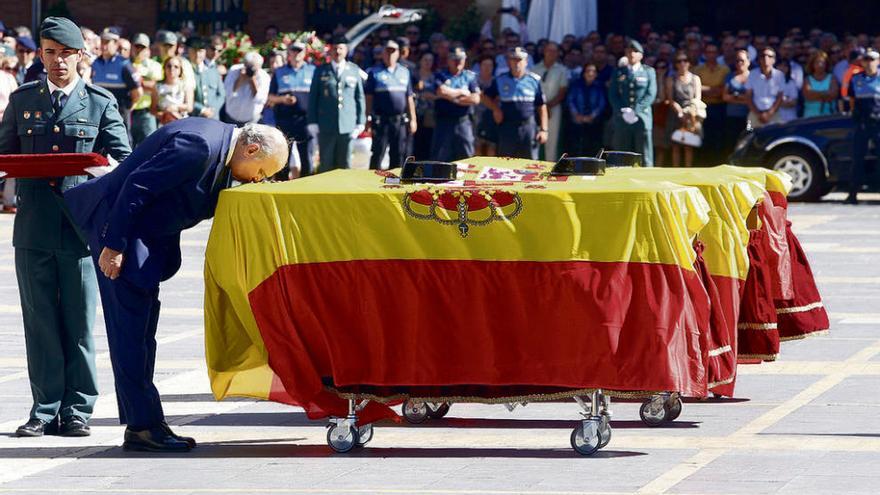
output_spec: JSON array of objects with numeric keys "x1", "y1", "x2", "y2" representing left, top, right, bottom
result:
[{"x1": 52, "y1": 90, "x2": 67, "y2": 114}]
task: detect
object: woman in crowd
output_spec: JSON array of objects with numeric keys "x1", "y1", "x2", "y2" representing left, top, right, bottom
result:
[
  {"x1": 722, "y1": 49, "x2": 751, "y2": 153},
  {"x1": 474, "y1": 55, "x2": 498, "y2": 156},
  {"x1": 566, "y1": 62, "x2": 606, "y2": 156},
  {"x1": 152, "y1": 55, "x2": 193, "y2": 126},
  {"x1": 412, "y1": 51, "x2": 438, "y2": 160},
  {"x1": 665, "y1": 52, "x2": 703, "y2": 167},
  {"x1": 775, "y1": 59, "x2": 800, "y2": 123},
  {"x1": 803, "y1": 50, "x2": 838, "y2": 118}
]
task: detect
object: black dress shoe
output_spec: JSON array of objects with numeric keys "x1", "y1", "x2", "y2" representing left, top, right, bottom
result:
[
  {"x1": 15, "y1": 417, "x2": 59, "y2": 437},
  {"x1": 844, "y1": 193, "x2": 859, "y2": 205},
  {"x1": 123, "y1": 426, "x2": 191, "y2": 452},
  {"x1": 161, "y1": 422, "x2": 196, "y2": 449},
  {"x1": 60, "y1": 416, "x2": 91, "y2": 437}
]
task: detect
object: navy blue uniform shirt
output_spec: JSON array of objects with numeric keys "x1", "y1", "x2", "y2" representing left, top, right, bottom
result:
[
  {"x1": 270, "y1": 62, "x2": 315, "y2": 119},
  {"x1": 849, "y1": 71, "x2": 880, "y2": 122},
  {"x1": 434, "y1": 68, "x2": 479, "y2": 119},
  {"x1": 485, "y1": 71, "x2": 544, "y2": 122},
  {"x1": 365, "y1": 63, "x2": 412, "y2": 115},
  {"x1": 91, "y1": 54, "x2": 139, "y2": 109}
]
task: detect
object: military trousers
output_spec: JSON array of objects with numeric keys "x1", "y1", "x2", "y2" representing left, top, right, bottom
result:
[
  {"x1": 430, "y1": 116, "x2": 475, "y2": 162},
  {"x1": 851, "y1": 119, "x2": 880, "y2": 195},
  {"x1": 497, "y1": 117, "x2": 538, "y2": 160},
  {"x1": 369, "y1": 115, "x2": 409, "y2": 170},
  {"x1": 611, "y1": 117, "x2": 654, "y2": 166},
  {"x1": 15, "y1": 248, "x2": 98, "y2": 422},
  {"x1": 318, "y1": 131, "x2": 353, "y2": 171}
]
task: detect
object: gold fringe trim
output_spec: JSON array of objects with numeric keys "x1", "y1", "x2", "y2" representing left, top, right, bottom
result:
[
  {"x1": 708, "y1": 375, "x2": 735, "y2": 389},
  {"x1": 738, "y1": 353, "x2": 778, "y2": 361},
  {"x1": 779, "y1": 329, "x2": 830, "y2": 342},
  {"x1": 776, "y1": 301, "x2": 824, "y2": 315},
  {"x1": 708, "y1": 345, "x2": 732, "y2": 357},
  {"x1": 738, "y1": 322, "x2": 778, "y2": 330},
  {"x1": 327, "y1": 387, "x2": 669, "y2": 404}
]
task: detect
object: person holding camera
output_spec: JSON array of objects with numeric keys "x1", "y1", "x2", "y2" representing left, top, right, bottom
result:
[{"x1": 221, "y1": 51, "x2": 270, "y2": 126}]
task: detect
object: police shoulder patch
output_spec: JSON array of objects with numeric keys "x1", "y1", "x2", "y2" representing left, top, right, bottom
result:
[{"x1": 528, "y1": 71, "x2": 542, "y2": 82}]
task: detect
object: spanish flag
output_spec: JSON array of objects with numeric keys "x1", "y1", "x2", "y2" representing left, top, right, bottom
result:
[{"x1": 204, "y1": 161, "x2": 713, "y2": 420}]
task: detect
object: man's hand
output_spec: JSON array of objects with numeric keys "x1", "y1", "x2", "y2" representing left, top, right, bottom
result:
[
  {"x1": 200, "y1": 107, "x2": 214, "y2": 118},
  {"x1": 536, "y1": 129, "x2": 548, "y2": 144},
  {"x1": 286, "y1": 94, "x2": 297, "y2": 105},
  {"x1": 99, "y1": 247, "x2": 124, "y2": 280}
]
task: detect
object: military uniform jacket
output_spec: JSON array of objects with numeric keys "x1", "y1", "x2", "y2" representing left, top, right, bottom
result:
[
  {"x1": 0, "y1": 78, "x2": 131, "y2": 253},
  {"x1": 608, "y1": 64, "x2": 657, "y2": 130},
  {"x1": 193, "y1": 62, "x2": 225, "y2": 119},
  {"x1": 307, "y1": 62, "x2": 366, "y2": 135}
]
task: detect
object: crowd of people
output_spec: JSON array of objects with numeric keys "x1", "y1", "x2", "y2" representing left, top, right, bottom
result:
[{"x1": 2, "y1": 16, "x2": 880, "y2": 181}]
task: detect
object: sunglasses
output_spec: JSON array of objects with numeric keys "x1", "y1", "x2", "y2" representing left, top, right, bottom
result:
[{"x1": 675, "y1": 58, "x2": 688, "y2": 63}]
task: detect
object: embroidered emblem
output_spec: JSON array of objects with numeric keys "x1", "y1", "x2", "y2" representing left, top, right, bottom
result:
[{"x1": 403, "y1": 186, "x2": 523, "y2": 238}]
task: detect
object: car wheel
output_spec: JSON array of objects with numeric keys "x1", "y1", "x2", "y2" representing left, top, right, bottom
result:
[{"x1": 768, "y1": 148, "x2": 826, "y2": 202}]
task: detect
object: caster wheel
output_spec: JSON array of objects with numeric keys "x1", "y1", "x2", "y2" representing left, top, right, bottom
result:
[
  {"x1": 427, "y1": 402, "x2": 451, "y2": 419},
  {"x1": 666, "y1": 396, "x2": 683, "y2": 422},
  {"x1": 570, "y1": 422, "x2": 600, "y2": 456},
  {"x1": 402, "y1": 399, "x2": 429, "y2": 424},
  {"x1": 327, "y1": 423, "x2": 359, "y2": 453},
  {"x1": 355, "y1": 424, "x2": 373, "y2": 447},
  {"x1": 597, "y1": 417, "x2": 612, "y2": 449},
  {"x1": 639, "y1": 398, "x2": 667, "y2": 427}
]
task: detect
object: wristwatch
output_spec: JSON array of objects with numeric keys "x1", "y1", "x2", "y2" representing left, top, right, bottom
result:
[{"x1": 539, "y1": 128, "x2": 548, "y2": 132}]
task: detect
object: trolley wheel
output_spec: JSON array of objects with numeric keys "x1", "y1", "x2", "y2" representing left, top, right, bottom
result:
[
  {"x1": 570, "y1": 422, "x2": 601, "y2": 456},
  {"x1": 597, "y1": 417, "x2": 612, "y2": 449},
  {"x1": 666, "y1": 396, "x2": 683, "y2": 422},
  {"x1": 326, "y1": 423, "x2": 359, "y2": 453},
  {"x1": 427, "y1": 402, "x2": 451, "y2": 419},
  {"x1": 355, "y1": 424, "x2": 373, "y2": 447},
  {"x1": 402, "y1": 399, "x2": 429, "y2": 424},
  {"x1": 639, "y1": 398, "x2": 668, "y2": 427}
]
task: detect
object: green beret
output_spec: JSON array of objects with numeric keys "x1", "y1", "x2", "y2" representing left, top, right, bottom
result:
[
  {"x1": 40, "y1": 16, "x2": 84, "y2": 50},
  {"x1": 628, "y1": 39, "x2": 644, "y2": 54}
]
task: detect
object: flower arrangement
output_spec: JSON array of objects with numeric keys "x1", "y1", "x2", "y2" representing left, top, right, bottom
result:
[
  {"x1": 218, "y1": 31, "x2": 255, "y2": 67},
  {"x1": 260, "y1": 31, "x2": 330, "y2": 66}
]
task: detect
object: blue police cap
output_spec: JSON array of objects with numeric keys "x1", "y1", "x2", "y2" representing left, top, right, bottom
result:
[
  {"x1": 39, "y1": 16, "x2": 85, "y2": 50},
  {"x1": 16, "y1": 36, "x2": 37, "y2": 52}
]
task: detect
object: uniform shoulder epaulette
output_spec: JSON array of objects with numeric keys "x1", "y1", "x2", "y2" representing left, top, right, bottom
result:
[
  {"x1": 358, "y1": 67, "x2": 369, "y2": 81},
  {"x1": 84, "y1": 83, "x2": 114, "y2": 99},
  {"x1": 527, "y1": 71, "x2": 542, "y2": 81},
  {"x1": 10, "y1": 80, "x2": 42, "y2": 95}
]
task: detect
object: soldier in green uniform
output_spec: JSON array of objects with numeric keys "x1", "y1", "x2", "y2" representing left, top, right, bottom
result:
[
  {"x1": 307, "y1": 35, "x2": 366, "y2": 171},
  {"x1": 608, "y1": 40, "x2": 657, "y2": 166},
  {"x1": 0, "y1": 17, "x2": 131, "y2": 437}
]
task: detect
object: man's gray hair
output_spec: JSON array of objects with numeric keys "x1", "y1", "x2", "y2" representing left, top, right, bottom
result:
[
  {"x1": 238, "y1": 123, "x2": 289, "y2": 164},
  {"x1": 243, "y1": 51, "x2": 264, "y2": 68}
]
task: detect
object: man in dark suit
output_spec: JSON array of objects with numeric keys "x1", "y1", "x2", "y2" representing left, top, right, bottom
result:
[{"x1": 64, "y1": 117, "x2": 287, "y2": 452}]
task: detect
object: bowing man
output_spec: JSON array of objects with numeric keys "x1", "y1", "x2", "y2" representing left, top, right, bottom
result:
[{"x1": 64, "y1": 117, "x2": 287, "y2": 452}]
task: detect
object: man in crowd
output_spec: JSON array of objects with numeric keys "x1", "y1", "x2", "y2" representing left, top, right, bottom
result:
[
  {"x1": 268, "y1": 40, "x2": 315, "y2": 177},
  {"x1": 482, "y1": 46, "x2": 548, "y2": 159},
  {"x1": 119, "y1": 37, "x2": 131, "y2": 59},
  {"x1": 694, "y1": 43, "x2": 729, "y2": 162},
  {"x1": 432, "y1": 47, "x2": 480, "y2": 161},
  {"x1": 91, "y1": 27, "x2": 141, "y2": 130},
  {"x1": 14, "y1": 36, "x2": 36, "y2": 84},
  {"x1": 188, "y1": 36, "x2": 224, "y2": 122},
  {"x1": 365, "y1": 39, "x2": 416, "y2": 170},
  {"x1": 745, "y1": 47, "x2": 784, "y2": 128},
  {"x1": 222, "y1": 51, "x2": 269, "y2": 125},
  {"x1": 130, "y1": 33, "x2": 162, "y2": 146},
  {"x1": 846, "y1": 49, "x2": 880, "y2": 204},
  {"x1": 64, "y1": 118, "x2": 287, "y2": 452},
  {"x1": 608, "y1": 40, "x2": 657, "y2": 165},
  {"x1": 0, "y1": 16, "x2": 131, "y2": 438},
  {"x1": 533, "y1": 41, "x2": 568, "y2": 161},
  {"x1": 307, "y1": 35, "x2": 365, "y2": 171}
]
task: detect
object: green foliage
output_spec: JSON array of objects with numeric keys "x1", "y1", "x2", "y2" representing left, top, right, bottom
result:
[{"x1": 442, "y1": 4, "x2": 482, "y2": 42}]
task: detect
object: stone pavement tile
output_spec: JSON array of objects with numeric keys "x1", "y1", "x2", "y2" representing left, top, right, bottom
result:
[
  {"x1": 671, "y1": 450, "x2": 817, "y2": 494},
  {"x1": 726, "y1": 374, "x2": 823, "y2": 404},
  {"x1": 824, "y1": 324, "x2": 879, "y2": 339},
  {"x1": 773, "y1": 336, "x2": 866, "y2": 361},
  {"x1": 780, "y1": 475, "x2": 880, "y2": 495},
  {"x1": 763, "y1": 376, "x2": 880, "y2": 436}
]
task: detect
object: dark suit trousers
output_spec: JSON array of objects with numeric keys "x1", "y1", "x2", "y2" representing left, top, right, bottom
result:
[
  {"x1": 16, "y1": 248, "x2": 98, "y2": 422},
  {"x1": 318, "y1": 131, "x2": 352, "y2": 171},
  {"x1": 93, "y1": 255, "x2": 164, "y2": 430},
  {"x1": 370, "y1": 117, "x2": 408, "y2": 170}
]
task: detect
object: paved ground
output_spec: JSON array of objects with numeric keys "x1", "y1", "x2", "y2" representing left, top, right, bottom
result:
[{"x1": 0, "y1": 192, "x2": 878, "y2": 495}]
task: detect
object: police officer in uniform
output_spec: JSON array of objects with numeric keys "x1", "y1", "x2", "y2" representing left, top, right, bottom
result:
[
  {"x1": 847, "y1": 49, "x2": 880, "y2": 204},
  {"x1": 268, "y1": 40, "x2": 316, "y2": 178},
  {"x1": 365, "y1": 39, "x2": 416, "y2": 170},
  {"x1": 307, "y1": 35, "x2": 366, "y2": 171},
  {"x1": 431, "y1": 47, "x2": 481, "y2": 162},
  {"x1": 90, "y1": 28, "x2": 141, "y2": 131},
  {"x1": 482, "y1": 47, "x2": 548, "y2": 159},
  {"x1": 608, "y1": 40, "x2": 657, "y2": 166},
  {"x1": 0, "y1": 16, "x2": 131, "y2": 437}
]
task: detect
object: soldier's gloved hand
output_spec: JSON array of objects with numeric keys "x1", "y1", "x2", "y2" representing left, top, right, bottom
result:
[
  {"x1": 307, "y1": 124, "x2": 319, "y2": 135},
  {"x1": 621, "y1": 107, "x2": 638, "y2": 124},
  {"x1": 350, "y1": 125, "x2": 365, "y2": 138}
]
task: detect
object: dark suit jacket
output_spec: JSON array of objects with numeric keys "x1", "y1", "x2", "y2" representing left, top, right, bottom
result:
[{"x1": 65, "y1": 117, "x2": 235, "y2": 288}]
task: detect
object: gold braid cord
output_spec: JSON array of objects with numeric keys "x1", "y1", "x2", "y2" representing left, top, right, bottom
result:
[
  {"x1": 326, "y1": 387, "x2": 675, "y2": 404},
  {"x1": 738, "y1": 353, "x2": 778, "y2": 361},
  {"x1": 779, "y1": 329, "x2": 830, "y2": 342},
  {"x1": 737, "y1": 322, "x2": 778, "y2": 330}
]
